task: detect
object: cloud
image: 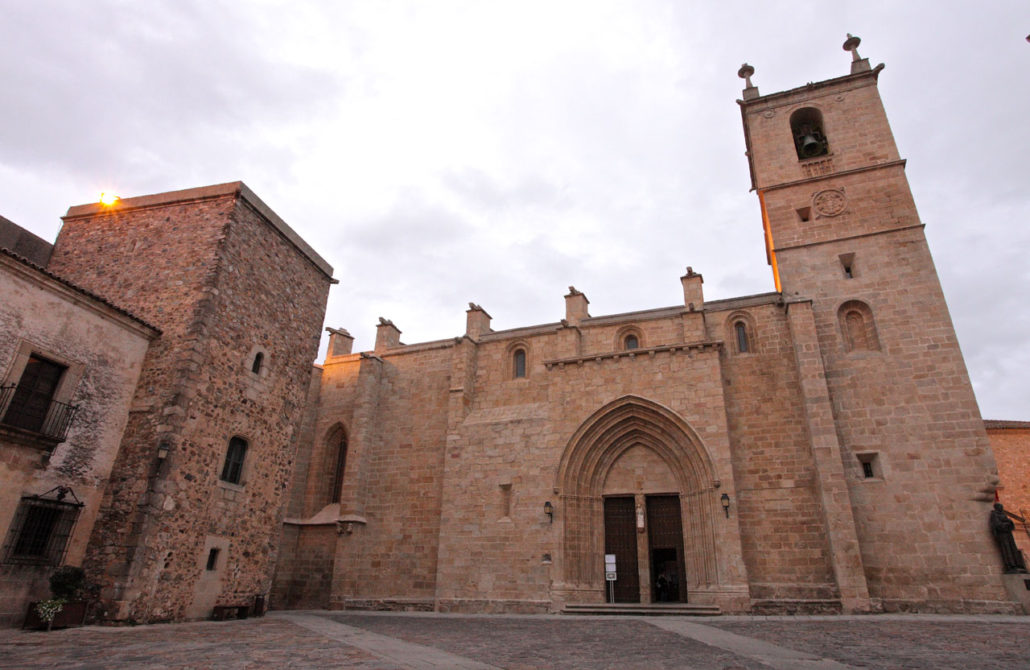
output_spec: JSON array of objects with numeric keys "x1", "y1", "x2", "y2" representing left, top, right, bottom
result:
[{"x1": 1, "y1": 0, "x2": 1027, "y2": 418}]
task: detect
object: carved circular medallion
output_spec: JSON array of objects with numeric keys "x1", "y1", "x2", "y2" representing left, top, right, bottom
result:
[
  {"x1": 813, "y1": 189, "x2": 847, "y2": 217},
  {"x1": 761, "y1": 109, "x2": 776, "y2": 118}
]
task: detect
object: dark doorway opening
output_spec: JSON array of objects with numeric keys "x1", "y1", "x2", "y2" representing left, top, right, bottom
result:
[
  {"x1": 647, "y1": 495, "x2": 686, "y2": 603},
  {"x1": 603, "y1": 496, "x2": 639, "y2": 603}
]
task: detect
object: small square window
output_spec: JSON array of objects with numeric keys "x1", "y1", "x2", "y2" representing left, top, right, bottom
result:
[
  {"x1": 796, "y1": 207, "x2": 811, "y2": 222},
  {"x1": 839, "y1": 253, "x2": 856, "y2": 279},
  {"x1": 856, "y1": 452, "x2": 881, "y2": 480}
]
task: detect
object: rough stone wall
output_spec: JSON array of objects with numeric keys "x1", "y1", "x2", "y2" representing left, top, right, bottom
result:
[
  {"x1": 989, "y1": 424, "x2": 1030, "y2": 558},
  {"x1": 0, "y1": 252, "x2": 153, "y2": 625},
  {"x1": 46, "y1": 186, "x2": 331, "y2": 622}
]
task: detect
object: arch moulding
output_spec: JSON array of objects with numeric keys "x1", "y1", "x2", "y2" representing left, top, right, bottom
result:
[{"x1": 553, "y1": 395, "x2": 723, "y2": 603}]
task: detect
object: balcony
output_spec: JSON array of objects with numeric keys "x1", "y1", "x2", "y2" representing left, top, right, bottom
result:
[{"x1": 0, "y1": 384, "x2": 77, "y2": 446}]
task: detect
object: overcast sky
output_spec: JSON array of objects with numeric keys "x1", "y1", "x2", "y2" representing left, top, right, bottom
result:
[{"x1": 1, "y1": 1, "x2": 1026, "y2": 419}]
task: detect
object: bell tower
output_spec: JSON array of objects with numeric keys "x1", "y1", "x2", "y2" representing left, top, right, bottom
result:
[
  {"x1": 737, "y1": 35, "x2": 915, "y2": 296},
  {"x1": 738, "y1": 37, "x2": 1011, "y2": 610}
]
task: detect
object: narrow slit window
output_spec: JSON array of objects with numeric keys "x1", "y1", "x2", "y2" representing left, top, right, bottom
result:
[
  {"x1": 857, "y1": 452, "x2": 881, "y2": 479},
  {"x1": 500, "y1": 484, "x2": 512, "y2": 518},
  {"x1": 251, "y1": 352, "x2": 264, "y2": 374},
  {"x1": 513, "y1": 349, "x2": 527, "y2": 379},
  {"x1": 331, "y1": 432, "x2": 348, "y2": 504},
  {"x1": 839, "y1": 253, "x2": 855, "y2": 279},
  {"x1": 734, "y1": 322, "x2": 749, "y2": 353},
  {"x1": 206, "y1": 548, "x2": 220, "y2": 571}
]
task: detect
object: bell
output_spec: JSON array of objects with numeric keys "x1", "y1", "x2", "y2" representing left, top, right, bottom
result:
[{"x1": 799, "y1": 134, "x2": 822, "y2": 157}]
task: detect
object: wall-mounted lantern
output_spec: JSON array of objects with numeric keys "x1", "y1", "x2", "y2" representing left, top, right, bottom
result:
[
  {"x1": 157, "y1": 441, "x2": 171, "y2": 460},
  {"x1": 721, "y1": 493, "x2": 731, "y2": 518},
  {"x1": 544, "y1": 501, "x2": 554, "y2": 523}
]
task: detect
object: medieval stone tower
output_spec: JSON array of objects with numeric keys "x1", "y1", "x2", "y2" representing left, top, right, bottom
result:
[
  {"x1": 47, "y1": 183, "x2": 334, "y2": 621},
  {"x1": 737, "y1": 38, "x2": 1004, "y2": 610}
]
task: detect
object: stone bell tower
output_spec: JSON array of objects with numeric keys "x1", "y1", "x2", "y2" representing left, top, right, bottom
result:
[{"x1": 738, "y1": 36, "x2": 1012, "y2": 611}]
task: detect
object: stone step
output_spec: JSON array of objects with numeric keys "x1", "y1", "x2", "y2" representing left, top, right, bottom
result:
[{"x1": 561, "y1": 603, "x2": 721, "y2": 616}]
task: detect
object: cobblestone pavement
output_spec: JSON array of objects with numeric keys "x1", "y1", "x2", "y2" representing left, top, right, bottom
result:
[{"x1": 0, "y1": 611, "x2": 1028, "y2": 669}]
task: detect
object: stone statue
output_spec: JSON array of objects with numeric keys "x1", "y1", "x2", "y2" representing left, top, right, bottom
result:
[{"x1": 989, "y1": 503, "x2": 1028, "y2": 573}]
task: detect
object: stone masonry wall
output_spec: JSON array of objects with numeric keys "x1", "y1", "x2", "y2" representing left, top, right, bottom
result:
[
  {"x1": 0, "y1": 253, "x2": 154, "y2": 626},
  {"x1": 713, "y1": 301, "x2": 837, "y2": 602},
  {"x1": 49, "y1": 196, "x2": 233, "y2": 621},
  {"x1": 328, "y1": 346, "x2": 453, "y2": 607},
  {"x1": 780, "y1": 226, "x2": 1007, "y2": 610},
  {"x1": 743, "y1": 64, "x2": 1012, "y2": 612},
  {"x1": 47, "y1": 186, "x2": 332, "y2": 621}
]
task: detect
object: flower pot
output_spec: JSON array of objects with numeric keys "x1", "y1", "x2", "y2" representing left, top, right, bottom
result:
[{"x1": 23, "y1": 600, "x2": 89, "y2": 630}]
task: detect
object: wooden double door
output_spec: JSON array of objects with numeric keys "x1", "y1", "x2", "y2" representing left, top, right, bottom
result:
[{"x1": 603, "y1": 495, "x2": 687, "y2": 603}]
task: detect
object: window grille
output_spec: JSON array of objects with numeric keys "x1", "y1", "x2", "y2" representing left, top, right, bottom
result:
[{"x1": 2, "y1": 488, "x2": 83, "y2": 565}]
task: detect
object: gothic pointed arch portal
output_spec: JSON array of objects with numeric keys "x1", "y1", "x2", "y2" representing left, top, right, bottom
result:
[{"x1": 555, "y1": 396, "x2": 721, "y2": 603}]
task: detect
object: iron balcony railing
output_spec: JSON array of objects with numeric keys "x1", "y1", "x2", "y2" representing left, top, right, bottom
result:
[{"x1": 0, "y1": 384, "x2": 78, "y2": 442}]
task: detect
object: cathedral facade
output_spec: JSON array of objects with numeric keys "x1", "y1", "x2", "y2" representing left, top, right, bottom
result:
[{"x1": 270, "y1": 47, "x2": 1016, "y2": 614}]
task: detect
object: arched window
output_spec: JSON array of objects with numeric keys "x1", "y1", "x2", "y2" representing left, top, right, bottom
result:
[
  {"x1": 251, "y1": 352, "x2": 264, "y2": 374},
  {"x1": 726, "y1": 312, "x2": 755, "y2": 355},
  {"x1": 838, "y1": 300, "x2": 880, "y2": 352},
  {"x1": 734, "y1": 322, "x2": 750, "y2": 353},
  {"x1": 513, "y1": 348, "x2": 527, "y2": 379},
  {"x1": 624, "y1": 334, "x2": 639, "y2": 350},
  {"x1": 789, "y1": 107, "x2": 829, "y2": 159},
  {"x1": 220, "y1": 437, "x2": 248, "y2": 485},
  {"x1": 330, "y1": 430, "x2": 348, "y2": 503}
]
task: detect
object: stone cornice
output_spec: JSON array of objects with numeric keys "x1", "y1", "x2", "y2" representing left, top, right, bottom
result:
[{"x1": 543, "y1": 340, "x2": 721, "y2": 370}]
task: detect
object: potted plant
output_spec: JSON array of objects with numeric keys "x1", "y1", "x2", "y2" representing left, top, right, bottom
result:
[{"x1": 24, "y1": 566, "x2": 92, "y2": 630}]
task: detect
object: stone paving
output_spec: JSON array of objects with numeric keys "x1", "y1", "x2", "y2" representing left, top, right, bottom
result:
[{"x1": 1, "y1": 611, "x2": 1029, "y2": 669}]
